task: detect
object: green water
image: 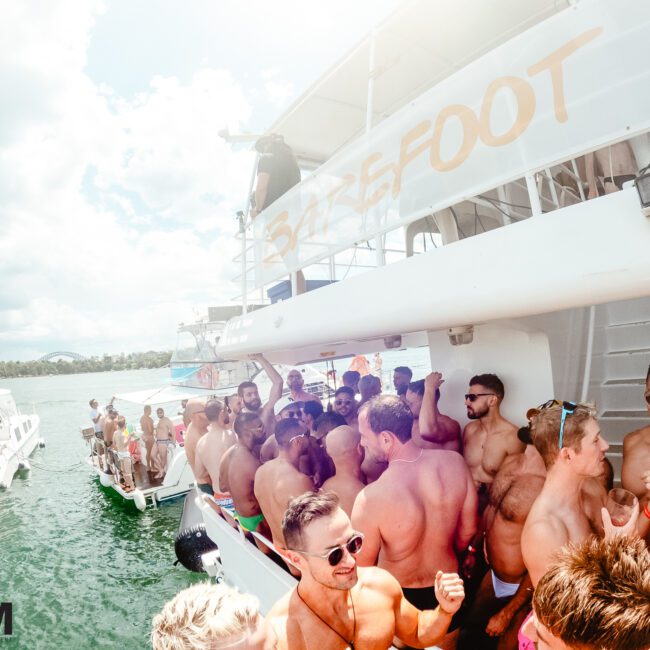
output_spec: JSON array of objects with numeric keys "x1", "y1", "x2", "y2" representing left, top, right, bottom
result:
[{"x1": 0, "y1": 369, "x2": 205, "y2": 649}]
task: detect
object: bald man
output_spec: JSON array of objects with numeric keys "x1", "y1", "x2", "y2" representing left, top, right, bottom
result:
[
  {"x1": 183, "y1": 399, "x2": 209, "y2": 477},
  {"x1": 193, "y1": 399, "x2": 236, "y2": 501},
  {"x1": 322, "y1": 425, "x2": 365, "y2": 516}
]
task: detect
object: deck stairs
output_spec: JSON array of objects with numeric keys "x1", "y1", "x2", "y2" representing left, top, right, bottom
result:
[{"x1": 589, "y1": 297, "x2": 650, "y2": 482}]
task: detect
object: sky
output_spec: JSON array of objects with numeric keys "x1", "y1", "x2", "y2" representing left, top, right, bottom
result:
[{"x1": 0, "y1": 0, "x2": 400, "y2": 361}]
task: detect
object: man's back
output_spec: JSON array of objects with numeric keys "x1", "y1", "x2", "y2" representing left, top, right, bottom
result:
[
  {"x1": 227, "y1": 445, "x2": 262, "y2": 518},
  {"x1": 184, "y1": 422, "x2": 204, "y2": 472},
  {"x1": 195, "y1": 428, "x2": 235, "y2": 487},
  {"x1": 353, "y1": 450, "x2": 476, "y2": 585},
  {"x1": 322, "y1": 473, "x2": 364, "y2": 517},
  {"x1": 254, "y1": 458, "x2": 314, "y2": 546},
  {"x1": 140, "y1": 414, "x2": 154, "y2": 437}
]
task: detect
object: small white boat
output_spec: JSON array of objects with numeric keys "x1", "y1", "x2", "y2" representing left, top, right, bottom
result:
[{"x1": 0, "y1": 388, "x2": 44, "y2": 489}]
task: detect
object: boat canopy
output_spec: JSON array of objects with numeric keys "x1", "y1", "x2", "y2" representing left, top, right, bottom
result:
[
  {"x1": 114, "y1": 385, "x2": 217, "y2": 406},
  {"x1": 270, "y1": 0, "x2": 568, "y2": 165}
]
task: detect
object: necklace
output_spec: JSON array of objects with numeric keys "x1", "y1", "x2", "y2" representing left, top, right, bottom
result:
[
  {"x1": 296, "y1": 586, "x2": 356, "y2": 649},
  {"x1": 390, "y1": 449, "x2": 423, "y2": 464}
]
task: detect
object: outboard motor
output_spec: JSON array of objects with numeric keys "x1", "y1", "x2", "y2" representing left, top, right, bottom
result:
[{"x1": 174, "y1": 489, "x2": 218, "y2": 572}]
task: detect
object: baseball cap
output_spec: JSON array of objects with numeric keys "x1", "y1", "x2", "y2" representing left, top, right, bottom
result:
[{"x1": 273, "y1": 396, "x2": 304, "y2": 416}]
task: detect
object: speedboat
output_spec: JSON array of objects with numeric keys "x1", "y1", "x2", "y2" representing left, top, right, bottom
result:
[
  {"x1": 0, "y1": 388, "x2": 44, "y2": 489},
  {"x1": 196, "y1": 0, "x2": 650, "y2": 612}
]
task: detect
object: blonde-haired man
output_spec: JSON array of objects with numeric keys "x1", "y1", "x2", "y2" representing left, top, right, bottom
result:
[{"x1": 151, "y1": 582, "x2": 276, "y2": 650}]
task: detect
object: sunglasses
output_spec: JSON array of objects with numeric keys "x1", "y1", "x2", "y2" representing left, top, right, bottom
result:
[
  {"x1": 335, "y1": 400, "x2": 353, "y2": 406},
  {"x1": 464, "y1": 393, "x2": 496, "y2": 402},
  {"x1": 294, "y1": 533, "x2": 364, "y2": 566},
  {"x1": 558, "y1": 401, "x2": 576, "y2": 449},
  {"x1": 284, "y1": 409, "x2": 303, "y2": 418}
]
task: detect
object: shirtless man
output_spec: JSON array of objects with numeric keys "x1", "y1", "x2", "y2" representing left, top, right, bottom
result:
[
  {"x1": 333, "y1": 386, "x2": 358, "y2": 428},
  {"x1": 239, "y1": 353, "x2": 283, "y2": 436},
  {"x1": 287, "y1": 368, "x2": 322, "y2": 404},
  {"x1": 622, "y1": 365, "x2": 650, "y2": 512},
  {"x1": 407, "y1": 373, "x2": 462, "y2": 452},
  {"x1": 352, "y1": 395, "x2": 477, "y2": 649},
  {"x1": 140, "y1": 405, "x2": 155, "y2": 471},
  {"x1": 103, "y1": 410, "x2": 118, "y2": 449},
  {"x1": 462, "y1": 428, "x2": 546, "y2": 650},
  {"x1": 463, "y1": 374, "x2": 524, "y2": 513},
  {"x1": 393, "y1": 366, "x2": 412, "y2": 397},
  {"x1": 194, "y1": 399, "x2": 235, "y2": 504},
  {"x1": 586, "y1": 141, "x2": 637, "y2": 199},
  {"x1": 268, "y1": 491, "x2": 465, "y2": 650},
  {"x1": 253, "y1": 418, "x2": 314, "y2": 548},
  {"x1": 521, "y1": 401, "x2": 638, "y2": 587},
  {"x1": 358, "y1": 374, "x2": 381, "y2": 406},
  {"x1": 153, "y1": 407, "x2": 177, "y2": 479},
  {"x1": 220, "y1": 412, "x2": 270, "y2": 535},
  {"x1": 342, "y1": 370, "x2": 360, "y2": 395},
  {"x1": 322, "y1": 426, "x2": 365, "y2": 516},
  {"x1": 180, "y1": 399, "x2": 207, "y2": 475},
  {"x1": 112, "y1": 416, "x2": 135, "y2": 491}
]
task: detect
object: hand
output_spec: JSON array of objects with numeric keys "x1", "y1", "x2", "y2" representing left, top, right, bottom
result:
[
  {"x1": 425, "y1": 372, "x2": 444, "y2": 392},
  {"x1": 434, "y1": 571, "x2": 464, "y2": 616},
  {"x1": 601, "y1": 504, "x2": 639, "y2": 539},
  {"x1": 486, "y1": 608, "x2": 512, "y2": 637},
  {"x1": 461, "y1": 550, "x2": 476, "y2": 580}
]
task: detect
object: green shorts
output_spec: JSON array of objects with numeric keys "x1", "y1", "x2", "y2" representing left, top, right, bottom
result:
[{"x1": 235, "y1": 511, "x2": 265, "y2": 532}]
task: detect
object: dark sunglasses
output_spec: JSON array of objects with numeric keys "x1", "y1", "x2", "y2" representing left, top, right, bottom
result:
[
  {"x1": 295, "y1": 533, "x2": 364, "y2": 566},
  {"x1": 464, "y1": 393, "x2": 496, "y2": 402},
  {"x1": 558, "y1": 401, "x2": 576, "y2": 449},
  {"x1": 335, "y1": 400, "x2": 353, "y2": 406},
  {"x1": 284, "y1": 409, "x2": 303, "y2": 418}
]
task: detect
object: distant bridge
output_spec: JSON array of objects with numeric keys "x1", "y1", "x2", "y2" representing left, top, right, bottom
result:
[{"x1": 39, "y1": 351, "x2": 86, "y2": 362}]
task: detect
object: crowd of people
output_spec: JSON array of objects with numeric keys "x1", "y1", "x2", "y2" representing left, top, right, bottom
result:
[{"x1": 92, "y1": 352, "x2": 650, "y2": 649}]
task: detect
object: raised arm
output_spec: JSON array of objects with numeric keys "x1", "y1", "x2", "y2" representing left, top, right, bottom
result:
[
  {"x1": 251, "y1": 353, "x2": 283, "y2": 408},
  {"x1": 393, "y1": 570, "x2": 464, "y2": 648}
]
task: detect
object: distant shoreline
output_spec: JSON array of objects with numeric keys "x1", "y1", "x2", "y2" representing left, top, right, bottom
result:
[{"x1": 0, "y1": 351, "x2": 172, "y2": 379}]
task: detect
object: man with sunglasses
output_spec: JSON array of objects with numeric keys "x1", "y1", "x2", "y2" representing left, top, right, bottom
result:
[
  {"x1": 520, "y1": 401, "x2": 637, "y2": 587},
  {"x1": 333, "y1": 386, "x2": 358, "y2": 429},
  {"x1": 622, "y1": 364, "x2": 650, "y2": 532},
  {"x1": 269, "y1": 491, "x2": 465, "y2": 650},
  {"x1": 254, "y1": 418, "x2": 315, "y2": 548},
  {"x1": 352, "y1": 395, "x2": 477, "y2": 649},
  {"x1": 462, "y1": 374, "x2": 524, "y2": 513}
]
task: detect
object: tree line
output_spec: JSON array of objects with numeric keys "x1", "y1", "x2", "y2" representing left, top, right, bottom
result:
[{"x1": 0, "y1": 351, "x2": 173, "y2": 378}]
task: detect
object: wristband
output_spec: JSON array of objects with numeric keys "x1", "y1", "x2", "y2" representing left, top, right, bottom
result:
[{"x1": 643, "y1": 503, "x2": 650, "y2": 520}]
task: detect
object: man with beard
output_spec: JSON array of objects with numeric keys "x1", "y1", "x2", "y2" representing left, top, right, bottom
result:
[
  {"x1": 268, "y1": 491, "x2": 465, "y2": 650},
  {"x1": 193, "y1": 399, "x2": 235, "y2": 501},
  {"x1": 352, "y1": 395, "x2": 477, "y2": 649},
  {"x1": 462, "y1": 374, "x2": 524, "y2": 514},
  {"x1": 221, "y1": 412, "x2": 271, "y2": 535},
  {"x1": 521, "y1": 401, "x2": 639, "y2": 587},
  {"x1": 254, "y1": 418, "x2": 314, "y2": 548},
  {"x1": 333, "y1": 386, "x2": 358, "y2": 428},
  {"x1": 406, "y1": 373, "x2": 462, "y2": 452},
  {"x1": 392, "y1": 366, "x2": 412, "y2": 397},
  {"x1": 287, "y1": 368, "x2": 322, "y2": 404},
  {"x1": 238, "y1": 353, "x2": 283, "y2": 436}
]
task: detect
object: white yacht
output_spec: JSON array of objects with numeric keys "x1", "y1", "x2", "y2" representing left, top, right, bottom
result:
[
  {"x1": 0, "y1": 388, "x2": 44, "y2": 489},
  {"x1": 197, "y1": 0, "x2": 650, "y2": 613}
]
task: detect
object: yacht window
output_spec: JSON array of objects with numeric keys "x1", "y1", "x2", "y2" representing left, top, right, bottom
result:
[
  {"x1": 23, "y1": 421, "x2": 29, "y2": 433},
  {"x1": 14, "y1": 426, "x2": 21, "y2": 441}
]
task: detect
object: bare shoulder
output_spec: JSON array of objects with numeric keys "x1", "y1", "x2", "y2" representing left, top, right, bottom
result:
[
  {"x1": 624, "y1": 425, "x2": 650, "y2": 449},
  {"x1": 425, "y1": 448, "x2": 465, "y2": 468},
  {"x1": 463, "y1": 421, "x2": 481, "y2": 437},
  {"x1": 358, "y1": 566, "x2": 402, "y2": 597},
  {"x1": 267, "y1": 590, "x2": 292, "y2": 618}
]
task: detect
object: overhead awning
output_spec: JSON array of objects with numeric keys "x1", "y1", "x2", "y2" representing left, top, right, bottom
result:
[
  {"x1": 114, "y1": 385, "x2": 218, "y2": 406},
  {"x1": 269, "y1": 0, "x2": 569, "y2": 165}
]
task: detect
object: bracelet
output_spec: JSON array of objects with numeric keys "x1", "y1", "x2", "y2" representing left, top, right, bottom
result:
[{"x1": 643, "y1": 503, "x2": 650, "y2": 520}]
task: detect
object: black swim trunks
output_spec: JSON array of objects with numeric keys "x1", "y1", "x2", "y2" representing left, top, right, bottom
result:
[{"x1": 402, "y1": 585, "x2": 463, "y2": 632}]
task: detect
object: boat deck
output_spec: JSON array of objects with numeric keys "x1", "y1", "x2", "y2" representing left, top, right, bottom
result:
[{"x1": 88, "y1": 453, "x2": 164, "y2": 490}]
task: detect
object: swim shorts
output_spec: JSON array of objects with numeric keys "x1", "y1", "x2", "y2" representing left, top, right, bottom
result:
[
  {"x1": 235, "y1": 511, "x2": 265, "y2": 532},
  {"x1": 402, "y1": 585, "x2": 462, "y2": 632}
]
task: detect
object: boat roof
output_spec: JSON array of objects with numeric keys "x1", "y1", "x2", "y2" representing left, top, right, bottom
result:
[
  {"x1": 115, "y1": 385, "x2": 218, "y2": 406},
  {"x1": 269, "y1": 0, "x2": 568, "y2": 165}
]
